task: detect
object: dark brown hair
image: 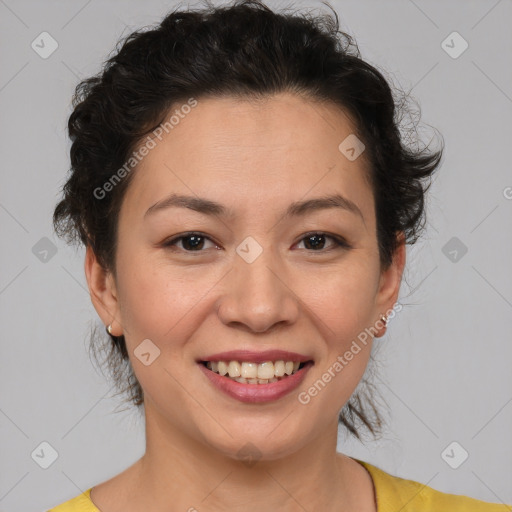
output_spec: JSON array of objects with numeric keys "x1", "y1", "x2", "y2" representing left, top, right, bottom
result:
[{"x1": 53, "y1": 0, "x2": 443, "y2": 441}]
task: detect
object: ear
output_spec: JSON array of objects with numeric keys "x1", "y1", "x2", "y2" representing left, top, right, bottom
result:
[
  {"x1": 84, "y1": 245, "x2": 122, "y2": 336},
  {"x1": 373, "y1": 231, "x2": 406, "y2": 337}
]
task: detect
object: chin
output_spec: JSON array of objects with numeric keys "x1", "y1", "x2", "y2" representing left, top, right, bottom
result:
[{"x1": 198, "y1": 416, "x2": 314, "y2": 463}]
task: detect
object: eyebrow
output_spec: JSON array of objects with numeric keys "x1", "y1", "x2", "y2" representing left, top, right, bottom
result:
[{"x1": 144, "y1": 192, "x2": 365, "y2": 224}]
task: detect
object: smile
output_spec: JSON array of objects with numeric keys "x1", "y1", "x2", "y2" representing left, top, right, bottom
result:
[
  {"x1": 201, "y1": 359, "x2": 305, "y2": 384},
  {"x1": 198, "y1": 359, "x2": 314, "y2": 403}
]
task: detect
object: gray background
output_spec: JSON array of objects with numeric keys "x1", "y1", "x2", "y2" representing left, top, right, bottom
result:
[{"x1": 1, "y1": 0, "x2": 511, "y2": 510}]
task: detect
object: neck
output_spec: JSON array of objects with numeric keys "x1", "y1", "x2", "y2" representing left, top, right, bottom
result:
[{"x1": 123, "y1": 403, "x2": 364, "y2": 512}]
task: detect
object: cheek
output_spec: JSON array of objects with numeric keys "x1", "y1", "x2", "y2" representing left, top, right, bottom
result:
[
  {"x1": 300, "y1": 259, "x2": 379, "y2": 341},
  {"x1": 114, "y1": 251, "x2": 208, "y2": 344}
]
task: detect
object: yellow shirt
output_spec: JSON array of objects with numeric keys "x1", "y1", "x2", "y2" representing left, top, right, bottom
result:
[{"x1": 47, "y1": 457, "x2": 511, "y2": 511}]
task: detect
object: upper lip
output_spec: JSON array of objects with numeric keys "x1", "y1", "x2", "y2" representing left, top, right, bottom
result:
[{"x1": 198, "y1": 349, "x2": 313, "y2": 364}]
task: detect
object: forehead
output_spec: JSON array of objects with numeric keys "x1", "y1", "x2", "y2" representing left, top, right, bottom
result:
[{"x1": 120, "y1": 92, "x2": 374, "y2": 226}]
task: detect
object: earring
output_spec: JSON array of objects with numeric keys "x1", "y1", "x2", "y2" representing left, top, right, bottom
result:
[
  {"x1": 380, "y1": 315, "x2": 388, "y2": 327},
  {"x1": 107, "y1": 324, "x2": 113, "y2": 335}
]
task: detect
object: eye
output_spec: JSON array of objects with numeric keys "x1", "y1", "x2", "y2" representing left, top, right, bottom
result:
[
  {"x1": 294, "y1": 232, "x2": 351, "y2": 252},
  {"x1": 161, "y1": 231, "x2": 351, "y2": 254},
  {"x1": 162, "y1": 232, "x2": 220, "y2": 252}
]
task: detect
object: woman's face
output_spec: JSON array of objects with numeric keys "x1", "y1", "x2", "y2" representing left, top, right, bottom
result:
[{"x1": 88, "y1": 92, "x2": 404, "y2": 460}]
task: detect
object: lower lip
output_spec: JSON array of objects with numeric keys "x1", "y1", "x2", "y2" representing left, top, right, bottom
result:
[{"x1": 198, "y1": 362, "x2": 314, "y2": 403}]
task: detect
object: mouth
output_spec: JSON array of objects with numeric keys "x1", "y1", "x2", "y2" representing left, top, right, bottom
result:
[
  {"x1": 199, "y1": 359, "x2": 310, "y2": 384},
  {"x1": 197, "y1": 357, "x2": 315, "y2": 403}
]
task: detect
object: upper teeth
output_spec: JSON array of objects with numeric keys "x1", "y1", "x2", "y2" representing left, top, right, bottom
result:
[{"x1": 206, "y1": 360, "x2": 301, "y2": 379}]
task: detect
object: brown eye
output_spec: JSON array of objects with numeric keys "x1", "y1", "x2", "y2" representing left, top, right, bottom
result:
[
  {"x1": 162, "y1": 231, "x2": 351, "y2": 254},
  {"x1": 163, "y1": 232, "x2": 218, "y2": 252},
  {"x1": 296, "y1": 232, "x2": 351, "y2": 251}
]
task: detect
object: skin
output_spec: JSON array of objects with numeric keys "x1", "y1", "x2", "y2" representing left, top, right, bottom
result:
[{"x1": 85, "y1": 92, "x2": 406, "y2": 511}]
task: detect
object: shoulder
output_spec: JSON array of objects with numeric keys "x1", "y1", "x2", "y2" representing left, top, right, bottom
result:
[
  {"x1": 352, "y1": 458, "x2": 512, "y2": 512},
  {"x1": 47, "y1": 488, "x2": 100, "y2": 512}
]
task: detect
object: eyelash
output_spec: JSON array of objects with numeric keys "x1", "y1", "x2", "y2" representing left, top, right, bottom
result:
[{"x1": 161, "y1": 231, "x2": 351, "y2": 254}]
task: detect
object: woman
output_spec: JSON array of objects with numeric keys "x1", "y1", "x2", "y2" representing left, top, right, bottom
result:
[{"x1": 48, "y1": 0, "x2": 510, "y2": 510}]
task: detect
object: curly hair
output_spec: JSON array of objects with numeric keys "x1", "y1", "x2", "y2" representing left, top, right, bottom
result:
[{"x1": 53, "y1": 0, "x2": 443, "y2": 441}]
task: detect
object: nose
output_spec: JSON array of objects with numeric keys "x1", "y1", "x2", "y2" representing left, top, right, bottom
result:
[{"x1": 216, "y1": 248, "x2": 300, "y2": 333}]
